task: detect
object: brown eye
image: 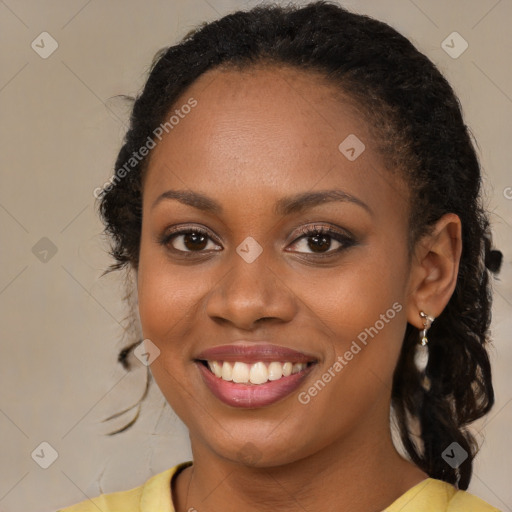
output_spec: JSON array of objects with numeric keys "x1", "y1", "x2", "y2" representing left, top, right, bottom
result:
[
  {"x1": 288, "y1": 226, "x2": 355, "y2": 255},
  {"x1": 161, "y1": 227, "x2": 222, "y2": 253}
]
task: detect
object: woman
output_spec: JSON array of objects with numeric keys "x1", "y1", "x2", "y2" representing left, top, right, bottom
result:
[{"x1": 60, "y1": 1, "x2": 503, "y2": 510}]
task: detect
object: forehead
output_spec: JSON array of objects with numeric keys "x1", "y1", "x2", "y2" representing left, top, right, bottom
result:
[{"x1": 143, "y1": 64, "x2": 409, "y2": 218}]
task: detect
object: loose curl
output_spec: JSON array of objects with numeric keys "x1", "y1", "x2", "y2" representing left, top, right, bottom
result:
[{"x1": 98, "y1": 1, "x2": 502, "y2": 490}]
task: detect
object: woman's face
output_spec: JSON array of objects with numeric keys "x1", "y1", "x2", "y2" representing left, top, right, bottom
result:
[{"x1": 137, "y1": 65, "x2": 414, "y2": 466}]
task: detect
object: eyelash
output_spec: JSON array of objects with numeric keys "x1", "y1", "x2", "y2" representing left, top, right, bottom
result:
[{"x1": 159, "y1": 223, "x2": 356, "y2": 258}]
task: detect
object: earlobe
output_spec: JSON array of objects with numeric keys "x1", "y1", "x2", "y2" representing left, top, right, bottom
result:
[{"x1": 406, "y1": 213, "x2": 462, "y2": 329}]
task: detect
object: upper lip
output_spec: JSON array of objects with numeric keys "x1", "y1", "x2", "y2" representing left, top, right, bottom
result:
[{"x1": 195, "y1": 343, "x2": 318, "y2": 364}]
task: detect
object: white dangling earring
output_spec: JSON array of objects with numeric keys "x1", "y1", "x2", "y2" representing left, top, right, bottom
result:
[{"x1": 414, "y1": 311, "x2": 435, "y2": 389}]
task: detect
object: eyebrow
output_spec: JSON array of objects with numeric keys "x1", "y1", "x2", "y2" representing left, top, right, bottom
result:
[{"x1": 151, "y1": 188, "x2": 373, "y2": 217}]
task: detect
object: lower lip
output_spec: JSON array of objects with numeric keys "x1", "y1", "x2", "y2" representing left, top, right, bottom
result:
[{"x1": 196, "y1": 362, "x2": 314, "y2": 408}]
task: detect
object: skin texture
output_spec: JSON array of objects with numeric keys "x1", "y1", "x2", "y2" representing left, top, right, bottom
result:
[{"x1": 136, "y1": 65, "x2": 462, "y2": 512}]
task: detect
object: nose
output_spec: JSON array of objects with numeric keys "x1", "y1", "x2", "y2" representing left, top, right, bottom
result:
[{"x1": 205, "y1": 250, "x2": 297, "y2": 330}]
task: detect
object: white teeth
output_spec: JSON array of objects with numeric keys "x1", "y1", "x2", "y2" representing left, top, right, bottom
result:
[
  {"x1": 211, "y1": 361, "x2": 222, "y2": 378},
  {"x1": 232, "y1": 362, "x2": 250, "y2": 383},
  {"x1": 267, "y1": 361, "x2": 283, "y2": 381},
  {"x1": 249, "y1": 362, "x2": 268, "y2": 384},
  {"x1": 292, "y1": 363, "x2": 303, "y2": 374},
  {"x1": 206, "y1": 360, "x2": 310, "y2": 385},
  {"x1": 221, "y1": 361, "x2": 233, "y2": 381}
]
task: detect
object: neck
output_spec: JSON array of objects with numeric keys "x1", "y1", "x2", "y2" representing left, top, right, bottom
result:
[{"x1": 173, "y1": 414, "x2": 428, "y2": 512}]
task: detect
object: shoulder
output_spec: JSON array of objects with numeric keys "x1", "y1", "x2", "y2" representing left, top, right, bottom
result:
[
  {"x1": 447, "y1": 484, "x2": 502, "y2": 512},
  {"x1": 57, "y1": 462, "x2": 192, "y2": 512},
  {"x1": 385, "y1": 478, "x2": 502, "y2": 512}
]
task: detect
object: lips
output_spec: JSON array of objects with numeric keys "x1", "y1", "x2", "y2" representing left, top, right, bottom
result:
[
  {"x1": 196, "y1": 343, "x2": 316, "y2": 363},
  {"x1": 194, "y1": 343, "x2": 317, "y2": 408}
]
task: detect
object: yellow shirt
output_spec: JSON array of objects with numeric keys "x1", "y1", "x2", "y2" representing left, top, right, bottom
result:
[{"x1": 58, "y1": 461, "x2": 502, "y2": 511}]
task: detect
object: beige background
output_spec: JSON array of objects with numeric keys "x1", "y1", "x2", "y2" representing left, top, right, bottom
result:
[{"x1": 0, "y1": 1, "x2": 511, "y2": 511}]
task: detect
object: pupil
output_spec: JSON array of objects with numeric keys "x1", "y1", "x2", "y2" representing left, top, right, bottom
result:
[
  {"x1": 309, "y1": 233, "x2": 330, "y2": 253},
  {"x1": 185, "y1": 232, "x2": 207, "y2": 251}
]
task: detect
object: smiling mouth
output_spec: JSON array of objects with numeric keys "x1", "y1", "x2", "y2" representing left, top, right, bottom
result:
[
  {"x1": 198, "y1": 360, "x2": 316, "y2": 385},
  {"x1": 194, "y1": 343, "x2": 318, "y2": 407}
]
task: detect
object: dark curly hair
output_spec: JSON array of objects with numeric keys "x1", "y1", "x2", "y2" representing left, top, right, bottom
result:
[{"x1": 98, "y1": 0, "x2": 502, "y2": 490}]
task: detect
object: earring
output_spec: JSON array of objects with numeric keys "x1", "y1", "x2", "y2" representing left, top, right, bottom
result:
[
  {"x1": 414, "y1": 311, "x2": 435, "y2": 386},
  {"x1": 419, "y1": 311, "x2": 435, "y2": 346}
]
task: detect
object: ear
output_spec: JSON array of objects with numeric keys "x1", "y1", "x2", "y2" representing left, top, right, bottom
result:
[{"x1": 406, "y1": 213, "x2": 462, "y2": 329}]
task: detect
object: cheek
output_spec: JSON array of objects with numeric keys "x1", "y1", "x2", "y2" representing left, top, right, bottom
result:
[
  {"x1": 136, "y1": 246, "x2": 207, "y2": 418},
  {"x1": 137, "y1": 259, "x2": 205, "y2": 349},
  {"x1": 137, "y1": 229, "x2": 195, "y2": 353},
  {"x1": 292, "y1": 252, "x2": 408, "y2": 436},
  {"x1": 310, "y1": 242, "x2": 409, "y2": 377}
]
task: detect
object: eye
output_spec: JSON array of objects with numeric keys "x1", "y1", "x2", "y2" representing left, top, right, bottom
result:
[
  {"x1": 160, "y1": 225, "x2": 222, "y2": 254},
  {"x1": 287, "y1": 224, "x2": 355, "y2": 255},
  {"x1": 159, "y1": 223, "x2": 356, "y2": 256}
]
